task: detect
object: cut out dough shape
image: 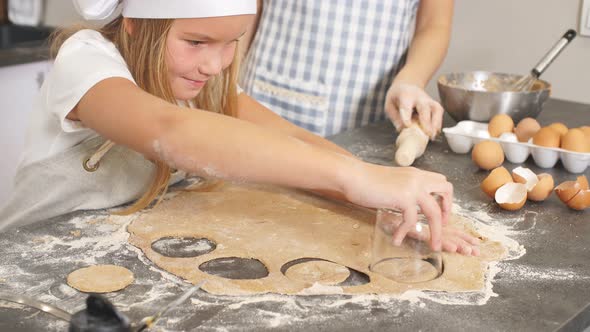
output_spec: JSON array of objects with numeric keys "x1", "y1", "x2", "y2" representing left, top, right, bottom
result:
[
  {"x1": 370, "y1": 258, "x2": 440, "y2": 284},
  {"x1": 127, "y1": 183, "x2": 507, "y2": 295},
  {"x1": 285, "y1": 260, "x2": 350, "y2": 285},
  {"x1": 67, "y1": 265, "x2": 134, "y2": 293}
]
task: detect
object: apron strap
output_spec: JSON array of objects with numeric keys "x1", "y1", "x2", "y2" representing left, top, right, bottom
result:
[{"x1": 83, "y1": 140, "x2": 116, "y2": 172}]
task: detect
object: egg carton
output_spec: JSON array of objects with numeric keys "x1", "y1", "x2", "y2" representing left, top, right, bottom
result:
[{"x1": 442, "y1": 121, "x2": 590, "y2": 173}]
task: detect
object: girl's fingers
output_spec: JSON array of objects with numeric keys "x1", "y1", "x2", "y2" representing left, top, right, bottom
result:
[
  {"x1": 456, "y1": 229, "x2": 481, "y2": 245},
  {"x1": 441, "y1": 229, "x2": 481, "y2": 256},
  {"x1": 417, "y1": 194, "x2": 442, "y2": 251},
  {"x1": 392, "y1": 204, "x2": 418, "y2": 246},
  {"x1": 437, "y1": 186, "x2": 453, "y2": 226}
]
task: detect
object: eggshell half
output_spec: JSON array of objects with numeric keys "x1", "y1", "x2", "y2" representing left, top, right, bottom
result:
[
  {"x1": 528, "y1": 173, "x2": 554, "y2": 201},
  {"x1": 577, "y1": 175, "x2": 589, "y2": 190},
  {"x1": 512, "y1": 166, "x2": 539, "y2": 191},
  {"x1": 481, "y1": 166, "x2": 513, "y2": 198},
  {"x1": 495, "y1": 182, "x2": 527, "y2": 211}
]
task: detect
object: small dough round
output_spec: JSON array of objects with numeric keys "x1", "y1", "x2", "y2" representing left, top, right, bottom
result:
[
  {"x1": 67, "y1": 265, "x2": 134, "y2": 293},
  {"x1": 370, "y1": 258, "x2": 440, "y2": 283},
  {"x1": 285, "y1": 261, "x2": 350, "y2": 285}
]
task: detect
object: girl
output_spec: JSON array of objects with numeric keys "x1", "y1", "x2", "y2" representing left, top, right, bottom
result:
[{"x1": 0, "y1": 0, "x2": 478, "y2": 255}]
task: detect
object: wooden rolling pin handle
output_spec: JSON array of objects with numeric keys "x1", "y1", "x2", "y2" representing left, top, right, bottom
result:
[{"x1": 394, "y1": 123, "x2": 429, "y2": 167}]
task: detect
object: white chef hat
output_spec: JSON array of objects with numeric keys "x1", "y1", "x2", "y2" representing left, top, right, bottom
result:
[{"x1": 73, "y1": 0, "x2": 257, "y2": 21}]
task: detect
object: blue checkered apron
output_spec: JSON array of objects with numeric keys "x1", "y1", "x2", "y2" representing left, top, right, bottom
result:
[{"x1": 241, "y1": 0, "x2": 420, "y2": 137}]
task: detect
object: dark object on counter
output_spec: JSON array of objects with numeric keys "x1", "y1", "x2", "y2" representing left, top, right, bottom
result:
[
  {"x1": 0, "y1": 0, "x2": 7, "y2": 25},
  {"x1": 0, "y1": 23, "x2": 52, "y2": 49},
  {"x1": 69, "y1": 295, "x2": 131, "y2": 332}
]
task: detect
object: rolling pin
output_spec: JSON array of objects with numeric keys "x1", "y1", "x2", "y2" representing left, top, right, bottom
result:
[{"x1": 394, "y1": 122, "x2": 429, "y2": 167}]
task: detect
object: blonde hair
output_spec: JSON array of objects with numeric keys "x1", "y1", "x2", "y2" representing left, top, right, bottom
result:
[{"x1": 50, "y1": 17, "x2": 240, "y2": 214}]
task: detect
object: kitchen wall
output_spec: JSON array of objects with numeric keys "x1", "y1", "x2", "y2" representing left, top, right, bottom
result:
[
  {"x1": 43, "y1": 1, "x2": 82, "y2": 27},
  {"x1": 427, "y1": 0, "x2": 590, "y2": 105},
  {"x1": 41, "y1": 0, "x2": 590, "y2": 105}
]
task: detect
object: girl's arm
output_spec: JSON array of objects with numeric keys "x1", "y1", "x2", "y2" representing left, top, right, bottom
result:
[
  {"x1": 72, "y1": 78, "x2": 348, "y2": 193},
  {"x1": 72, "y1": 77, "x2": 454, "y2": 251},
  {"x1": 237, "y1": 93, "x2": 354, "y2": 157}
]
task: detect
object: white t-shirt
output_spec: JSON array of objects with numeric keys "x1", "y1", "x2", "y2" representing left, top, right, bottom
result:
[{"x1": 20, "y1": 29, "x2": 136, "y2": 168}]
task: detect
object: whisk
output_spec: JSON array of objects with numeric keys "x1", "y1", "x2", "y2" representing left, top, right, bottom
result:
[{"x1": 511, "y1": 29, "x2": 576, "y2": 92}]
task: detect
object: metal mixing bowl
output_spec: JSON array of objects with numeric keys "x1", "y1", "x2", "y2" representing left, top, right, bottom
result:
[{"x1": 437, "y1": 71, "x2": 551, "y2": 123}]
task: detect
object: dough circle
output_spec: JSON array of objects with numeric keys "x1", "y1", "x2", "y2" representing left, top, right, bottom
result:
[
  {"x1": 285, "y1": 260, "x2": 350, "y2": 285},
  {"x1": 370, "y1": 258, "x2": 439, "y2": 283},
  {"x1": 67, "y1": 265, "x2": 134, "y2": 293}
]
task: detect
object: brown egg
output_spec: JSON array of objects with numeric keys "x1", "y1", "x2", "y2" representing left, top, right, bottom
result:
[
  {"x1": 472, "y1": 141, "x2": 504, "y2": 170},
  {"x1": 548, "y1": 122, "x2": 568, "y2": 137},
  {"x1": 532, "y1": 127, "x2": 561, "y2": 148},
  {"x1": 580, "y1": 126, "x2": 590, "y2": 146},
  {"x1": 561, "y1": 128, "x2": 590, "y2": 152},
  {"x1": 481, "y1": 166, "x2": 513, "y2": 198},
  {"x1": 488, "y1": 114, "x2": 515, "y2": 138},
  {"x1": 514, "y1": 117, "x2": 541, "y2": 142},
  {"x1": 495, "y1": 182, "x2": 527, "y2": 210},
  {"x1": 528, "y1": 173, "x2": 554, "y2": 201}
]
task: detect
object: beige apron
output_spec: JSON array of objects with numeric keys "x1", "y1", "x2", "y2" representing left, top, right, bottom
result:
[{"x1": 0, "y1": 136, "x2": 157, "y2": 229}]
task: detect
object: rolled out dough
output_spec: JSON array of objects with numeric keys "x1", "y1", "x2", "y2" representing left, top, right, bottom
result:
[
  {"x1": 127, "y1": 183, "x2": 507, "y2": 295},
  {"x1": 67, "y1": 265, "x2": 134, "y2": 293}
]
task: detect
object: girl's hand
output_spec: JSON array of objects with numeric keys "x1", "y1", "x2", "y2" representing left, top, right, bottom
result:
[
  {"x1": 343, "y1": 163, "x2": 453, "y2": 251},
  {"x1": 407, "y1": 223, "x2": 481, "y2": 256},
  {"x1": 384, "y1": 82, "x2": 444, "y2": 140}
]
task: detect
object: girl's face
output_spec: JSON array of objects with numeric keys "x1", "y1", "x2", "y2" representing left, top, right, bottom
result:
[{"x1": 165, "y1": 15, "x2": 253, "y2": 100}]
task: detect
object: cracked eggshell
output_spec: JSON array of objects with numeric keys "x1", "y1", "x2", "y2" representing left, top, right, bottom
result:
[
  {"x1": 511, "y1": 166, "x2": 539, "y2": 191},
  {"x1": 481, "y1": 166, "x2": 513, "y2": 198},
  {"x1": 566, "y1": 190, "x2": 590, "y2": 210},
  {"x1": 495, "y1": 182, "x2": 527, "y2": 211},
  {"x1": 577, "y1": 175, "x2": 589, "y2": 190},
  {"x1": 555, "y1": 180, "x2": 582, "y2": 204},
  {"x1": 528, "y1": 173, "x2": 554, "y2": 201},
  {"x1": 488, "y1": 114, "x2": 515, "y2": 138}
]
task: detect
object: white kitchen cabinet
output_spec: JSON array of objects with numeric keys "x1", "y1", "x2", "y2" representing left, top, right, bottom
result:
[{"x1": 0, "y1": 60, "x2": 51, "y2": 204}]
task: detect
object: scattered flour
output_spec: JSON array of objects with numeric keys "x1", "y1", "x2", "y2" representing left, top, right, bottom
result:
[{"x1": 0, "y1": 179, "x2": 548, "y2": 331}]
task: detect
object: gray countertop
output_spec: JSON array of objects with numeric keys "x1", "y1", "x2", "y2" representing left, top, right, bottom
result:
[
  {"x1": 0, "y1": 24, "x2": 52, "y2": 67},
  {"x1": 0, "y1": 98, "x2": 589, "y2": 331},
  {"x1": 0, "y1": 42, "x2": 48, "y2": 67}
]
